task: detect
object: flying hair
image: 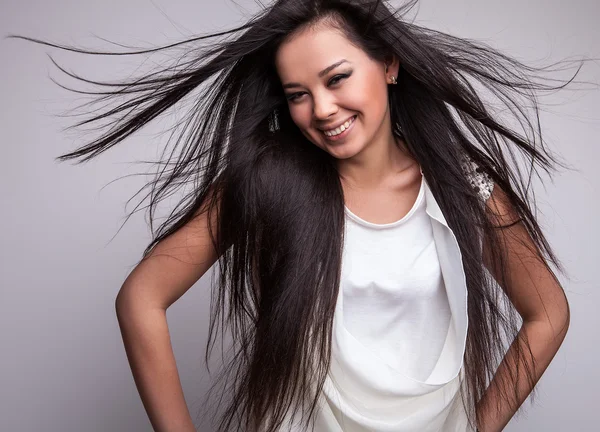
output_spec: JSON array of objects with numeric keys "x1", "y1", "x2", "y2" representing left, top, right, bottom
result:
[{"x1": 7, "y1": 0, "x2": 595, "y2": 430}]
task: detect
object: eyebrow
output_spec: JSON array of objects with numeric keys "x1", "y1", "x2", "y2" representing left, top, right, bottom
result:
[{"x1": 282, "y1": 59, "x2": 349, "y2": 90}]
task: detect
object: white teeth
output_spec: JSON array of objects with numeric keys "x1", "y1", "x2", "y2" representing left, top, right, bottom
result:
[{"x1": 324, "y1": 116, "x2": 355, "y2": 136}]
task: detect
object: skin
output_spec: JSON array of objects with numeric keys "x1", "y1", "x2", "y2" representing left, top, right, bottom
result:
[
  {"x1": 274, "y1": 23, "x2": 423, "y2": 224},
  {"x1": 275, "y1": 22, "x2": 570, "y2": 432}
]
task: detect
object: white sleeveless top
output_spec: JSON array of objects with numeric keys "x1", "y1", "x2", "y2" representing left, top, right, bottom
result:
[
  {"x1": 341, "y1": 170, "x2": 450, "y2": 383},
  {"x1": 280, "y1": 159, "x2": 493, "y2": 432}
]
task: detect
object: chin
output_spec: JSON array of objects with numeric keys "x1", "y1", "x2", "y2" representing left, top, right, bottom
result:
[
  {"x1": 305, "y1": 129, "x2": 363, "y2": 158},
  {"x1": 325, "y1": 144, "x2": 362, "y2": 160}
]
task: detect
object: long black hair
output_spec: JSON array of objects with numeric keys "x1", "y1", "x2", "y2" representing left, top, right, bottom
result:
[{"x1": 8, "y1": 0, "x2": 590, "y2": 430}]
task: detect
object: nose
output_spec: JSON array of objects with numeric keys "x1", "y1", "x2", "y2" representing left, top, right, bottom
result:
[{"x1": 312, "y1": 91, "x2": 338, "y2": 121}]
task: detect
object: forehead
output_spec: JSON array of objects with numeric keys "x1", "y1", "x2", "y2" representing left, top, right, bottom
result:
[{"x1": 275, "y1": 26, "x2": 363, "y2": 80}]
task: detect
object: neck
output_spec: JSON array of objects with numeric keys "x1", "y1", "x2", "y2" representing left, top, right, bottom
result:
[{"x1": 336, "y1": 129, "x2": 415, "y2": 190}]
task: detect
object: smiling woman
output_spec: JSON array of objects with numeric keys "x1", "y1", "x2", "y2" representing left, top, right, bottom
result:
[
  {"x1": 8, "y1": 0, "x2": 586, "y2": 431},
  {"x1": 276, "y1": 29, "x2": 398, "y2": 165}
]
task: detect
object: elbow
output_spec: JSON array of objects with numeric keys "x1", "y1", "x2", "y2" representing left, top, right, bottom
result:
[
  {"x1": 552, "y1": 307, "x2": 570, "y2": 345},
  {"x1": 538, "y1": 300, "x2": 570, "y2": 340},
  {"x1": 562, "y1": 301, "x2": 571, "y2": 336},
  {"x1": 115, "y1": 285, "x2": 139, "y2": 317},
  {"x1": 525, "y1": 293, "x2": 570, "y2": 339},
  {"x1": 558, "y1": 291, "x2": 571, "y2": 335},
  {"x1": 115, "y1": 286, "x2": 128, "y2": 313},
  {"x1": 115, "y1": 284, "x2": 167, "y2": 317},
  {"x1": 115, "y1": 293, "x2": 130, "y2": 321}
]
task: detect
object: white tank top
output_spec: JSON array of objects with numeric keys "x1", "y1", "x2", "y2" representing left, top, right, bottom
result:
[
  {"x1": 341, "y1": 170, "x2": 451, "y2": 382},
  {"x1": 278, "y1": 159, "x2": 493, "y2": 432}
]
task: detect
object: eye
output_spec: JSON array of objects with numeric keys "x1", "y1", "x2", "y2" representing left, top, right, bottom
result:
[
  {"x1": 285, "y1": 72, "x2": 351, "y2": 102},
  {"x1": 287, "y1": 92, "x2": 305, "y2": 102},
  {"x1": 328, "y1": 73, "x2": 349, "y2": 86}
]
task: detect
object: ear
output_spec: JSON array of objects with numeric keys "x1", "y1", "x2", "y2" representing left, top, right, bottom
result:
[{"x1": 383, "y1": 54, "x2": 401, "y2": 80}]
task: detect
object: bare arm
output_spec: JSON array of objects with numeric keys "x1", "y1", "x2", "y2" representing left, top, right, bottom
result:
[
  {"x1": 115, "y1": 191, "x2": 221, "y2": 432},
  {"x1": 476, "y1": 184, "x2": 570, "y2": 432}
]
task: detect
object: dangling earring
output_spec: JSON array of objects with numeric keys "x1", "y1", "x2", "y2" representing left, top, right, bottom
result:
[
  {"x1": 394, "y1": 121, "x2": 404, "y2": 136},
  {"x1": 269, "y1": 107, "x2": 280, "y2": 132}
]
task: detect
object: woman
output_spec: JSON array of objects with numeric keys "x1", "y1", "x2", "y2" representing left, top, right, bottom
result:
[{"x1": 11, "y1": 0, "x2": 579, "y2": 431}]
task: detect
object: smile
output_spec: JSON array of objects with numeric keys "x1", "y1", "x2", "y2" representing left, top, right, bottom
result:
[{"x1": 320, "y1": 115, "x2": 357, "y2": 141}]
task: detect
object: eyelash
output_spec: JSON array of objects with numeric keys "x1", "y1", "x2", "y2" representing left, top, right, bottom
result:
[{"x1": 286, "y1": 73, "x2": 350, "y2": 102}]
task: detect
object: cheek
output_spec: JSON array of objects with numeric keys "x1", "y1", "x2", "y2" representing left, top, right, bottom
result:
[
  {"x1": 361, "y1": 81, "x2": 387, "y2": 111},
  {"x1": 288, "y1": 105, "x2": 311, "y2": 129}
]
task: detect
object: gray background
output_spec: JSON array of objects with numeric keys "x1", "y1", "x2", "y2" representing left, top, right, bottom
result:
[{"x1": 1, "y1": 0, "x2": 598, "y2": 431}]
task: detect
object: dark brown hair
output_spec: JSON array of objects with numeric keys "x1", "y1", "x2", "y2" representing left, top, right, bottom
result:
[{"x1": 9, "y1": 0, "x2": 590, "y2": 430}]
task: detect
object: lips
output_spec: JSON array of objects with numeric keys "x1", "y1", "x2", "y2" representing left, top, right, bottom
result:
[
  {"x1": 320, "y1": 115, "x2": 357, "y2": 134},
  {"x1": 320, "y1": 115, "x2": 357, "y2": 141}
]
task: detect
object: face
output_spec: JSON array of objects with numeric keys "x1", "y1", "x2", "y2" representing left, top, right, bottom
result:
[{"x1": 274, "y1": 24, "x2": 399, "y2": 160}]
